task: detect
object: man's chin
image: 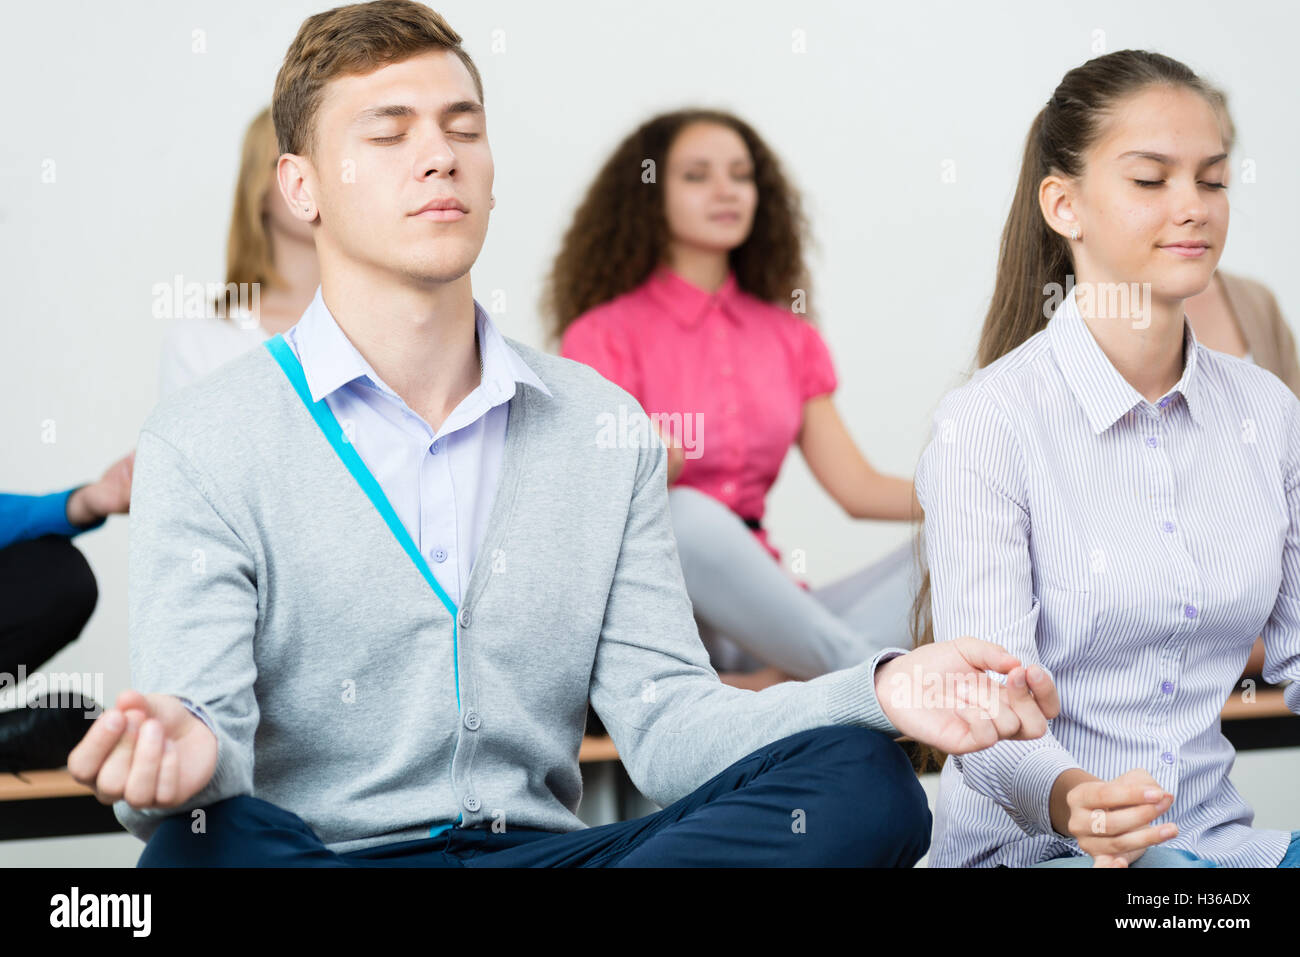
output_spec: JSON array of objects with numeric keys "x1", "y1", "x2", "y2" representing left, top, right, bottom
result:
[{"x1": 395, "y1": 258, "x2": 477, "y2": 287}]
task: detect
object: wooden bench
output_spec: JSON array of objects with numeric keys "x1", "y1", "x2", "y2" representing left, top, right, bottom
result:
[
  {"x1": 1220, "y1": 688, "x2": 1296, "y2": 750},
  {"x1": 4, "y1": 694, "x2": 1295, "y2": 841},
  {"x1": 0, "y1": 768, "x2": 117, "y2": 841},
  {"x1": 0, "y1": 735, "x2": 626, "y2": 841}
]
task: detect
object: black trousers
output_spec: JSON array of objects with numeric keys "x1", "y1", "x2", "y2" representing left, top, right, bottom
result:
[{"x1": 0, "y1": 535, "x2": 98, "y2": 677}]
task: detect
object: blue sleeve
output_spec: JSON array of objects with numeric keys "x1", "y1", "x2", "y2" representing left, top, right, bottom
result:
[{"x1": 0, "y1": 487, "x2": 107, "y2": 551}]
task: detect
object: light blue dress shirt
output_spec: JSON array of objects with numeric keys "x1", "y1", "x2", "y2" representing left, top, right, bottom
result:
[
  {"x1": 178, "y1": 287, "x2": 551, "y2": 739},
  {"x1": 918, "y1": 284, "x2": 1299, "y2": 868},
  {"x1": 284, "y1": 287, "x2": 552, "y2": 605}
]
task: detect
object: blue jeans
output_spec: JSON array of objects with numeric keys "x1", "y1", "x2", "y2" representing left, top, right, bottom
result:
[
  {"x1": 136, "y1": 726, "x2": 931, "y2": 867},
  {"x1": 1035, "y1": 830, "x2": 1300, "y2": 867}
]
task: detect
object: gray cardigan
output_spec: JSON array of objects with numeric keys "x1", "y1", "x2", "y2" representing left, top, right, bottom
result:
[{"x1": 115, "y1": 337, "x2": 903, "y2": 853}]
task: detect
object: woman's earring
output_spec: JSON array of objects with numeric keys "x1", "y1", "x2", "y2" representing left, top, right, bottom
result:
[{"x1": 1069, "y1": 226, "x2": 1080, "y2": 241}]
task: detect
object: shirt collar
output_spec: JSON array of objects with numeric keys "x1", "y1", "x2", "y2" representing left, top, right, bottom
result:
[
  {"x1": 292, "y1": 286, "x2": 551, "y2": 423},
  {"x1": 644, "y1": 264, "x2": 744, "y2": 328},
  {"x1": 1047, "y1": 283, "x2": 1204, "y2": 434}
]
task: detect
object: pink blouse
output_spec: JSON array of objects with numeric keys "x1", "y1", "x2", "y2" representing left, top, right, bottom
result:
[{"x1": 560, "y1": 265, "x2": 837, "y2": 562}]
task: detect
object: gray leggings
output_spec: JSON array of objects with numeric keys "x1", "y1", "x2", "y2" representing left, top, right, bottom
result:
[{"x1": 668, "y1": 485, "x2": 920, "y2": 680}]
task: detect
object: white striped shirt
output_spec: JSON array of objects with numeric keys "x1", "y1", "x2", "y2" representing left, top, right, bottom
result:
[{"x1": 918, "y1": 284, "x2": 1300, "y2": 867}]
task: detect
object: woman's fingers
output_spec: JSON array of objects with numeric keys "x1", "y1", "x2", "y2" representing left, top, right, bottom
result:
[
  {"x1": 1079, "y1": 794, "x2": 1174, "y2": 837},
  {"x1": 1110, "y1": 822, "x2": 1179, "y2": 855},
  {"x1": 1089, "y1": 780, "x2": 1166, "y2": 811},
  {"x1": 1083, "y1": 821, "x2": 1179, "y2": 858},
  {"x1": 1003, "y1": 667, "x2": 1050, "y2": 739},
  {"x1": 1024, "y1": 664, "x2": 1060, "y2": 719}
]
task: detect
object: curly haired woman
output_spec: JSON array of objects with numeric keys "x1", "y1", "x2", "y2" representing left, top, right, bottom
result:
[{"x1": 546, "y1": 109, "x2": 922, "y2": 688}]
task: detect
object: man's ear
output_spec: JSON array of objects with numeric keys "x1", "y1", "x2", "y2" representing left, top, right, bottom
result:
[
  {"x1": 278, "y1": 153, "x2": 318, "y2": 223},
  {"x1": 1039, "y1": 173, "x2": 1081, "y2": 242}
]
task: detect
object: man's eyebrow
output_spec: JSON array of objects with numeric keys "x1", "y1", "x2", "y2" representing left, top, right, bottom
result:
[
  {"x1": 351, "y1": 104, "x2": 416, "y2": 125},
  {"x1": 1116, "y1": 150, "x2": 1229, "y2": 167},
  {"x1": 350, "y1": 101, "x2": 484, "y2": 126},
  {"x1": 440, "y1": 100, "x2": 484, "y2": 119}
]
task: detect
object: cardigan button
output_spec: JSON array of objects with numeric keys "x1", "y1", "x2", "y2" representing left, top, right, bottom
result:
[
  {"x1": 464, "y1": 710, "x2": 481, "y2": 731},
  {"x1": 463, "y1": 795, "x2": 481, "y2": 812},
  {"x1": 458, "y1": 608, "x2": 471, "y2": 628}
]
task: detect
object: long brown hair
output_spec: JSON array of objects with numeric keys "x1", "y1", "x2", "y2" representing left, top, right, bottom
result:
[
  {"x1": 909, "y1": 50, "x2": 1221, "y2": 772},
  {"x1": 542, "y1": 109, "x2": 814, "y2": 340}
]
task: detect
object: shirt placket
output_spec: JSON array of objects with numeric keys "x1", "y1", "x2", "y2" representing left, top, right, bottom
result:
[
  {"x1": 711, "y1": 307, "x2": 744, "y2": 506},
  {"x1": 1142, "y1": 397, "x2": 1201, "y2": 797},
  {"x1": 420, "y1": 430, "x2": 461, "y2": 606}
]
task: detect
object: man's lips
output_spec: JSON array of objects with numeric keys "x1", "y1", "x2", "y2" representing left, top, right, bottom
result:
[
  {"x1": 413, "y1": 208, "x2": 466, "y2": 221},
  {"x1": 411, "y1": 198, "x2": 468, "y2": 220}
]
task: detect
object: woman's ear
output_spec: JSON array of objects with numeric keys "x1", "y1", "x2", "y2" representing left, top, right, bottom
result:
[{"x1": 1039, "y1": 174, "x2": 1081, "y2": 242}]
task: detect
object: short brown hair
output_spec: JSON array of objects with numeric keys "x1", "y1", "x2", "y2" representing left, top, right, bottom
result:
[{"x1": 272, "y1": 0, "x2": 485, "y2": 161}]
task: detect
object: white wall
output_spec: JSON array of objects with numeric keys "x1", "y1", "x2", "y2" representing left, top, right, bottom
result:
[{"x1": 2, "y1": 0, "x2": 1296, "y2": 861}]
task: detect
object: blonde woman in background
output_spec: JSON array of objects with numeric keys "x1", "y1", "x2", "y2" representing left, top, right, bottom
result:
[{"x1": 158, "y1": 107, "x2": 319, "y2": 396}]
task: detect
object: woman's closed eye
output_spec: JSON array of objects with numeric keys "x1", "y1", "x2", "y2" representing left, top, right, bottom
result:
[{"x1": 1133, "y1": 179, "x2": 1227, "y2": 189}]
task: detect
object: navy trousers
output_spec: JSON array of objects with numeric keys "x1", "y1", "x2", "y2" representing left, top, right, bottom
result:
[{"x1": 138, "y1": 725, "x2": 931, "y2": 867}]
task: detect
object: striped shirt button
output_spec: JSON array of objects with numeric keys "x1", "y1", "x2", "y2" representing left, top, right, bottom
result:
[
  {"x1": 1161, "y1": 681, "x2": 1175, "y2": 694},
  {"x1": 1147, "y1": 436, "x2": 1159, "y2": 448},
  {"x1": 1184, "y1": 604, "x2": 1198, "y2": 619},
  {"x1": 1163, "y1": 521, "x2": 1175, "y2": 533},
  {"x1": 1161, "y1": 752, "x2": 1175, "y2": 764}
]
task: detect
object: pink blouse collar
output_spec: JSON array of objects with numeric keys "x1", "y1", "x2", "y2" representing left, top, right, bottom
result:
[{"x1": 645, "y1": 265, "x2": 743, "y2": 328}]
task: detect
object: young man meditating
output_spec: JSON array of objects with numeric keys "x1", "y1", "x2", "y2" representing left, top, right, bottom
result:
[{"x1": 68, "y1": 0, "x2": 1058, "y2": 867}]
